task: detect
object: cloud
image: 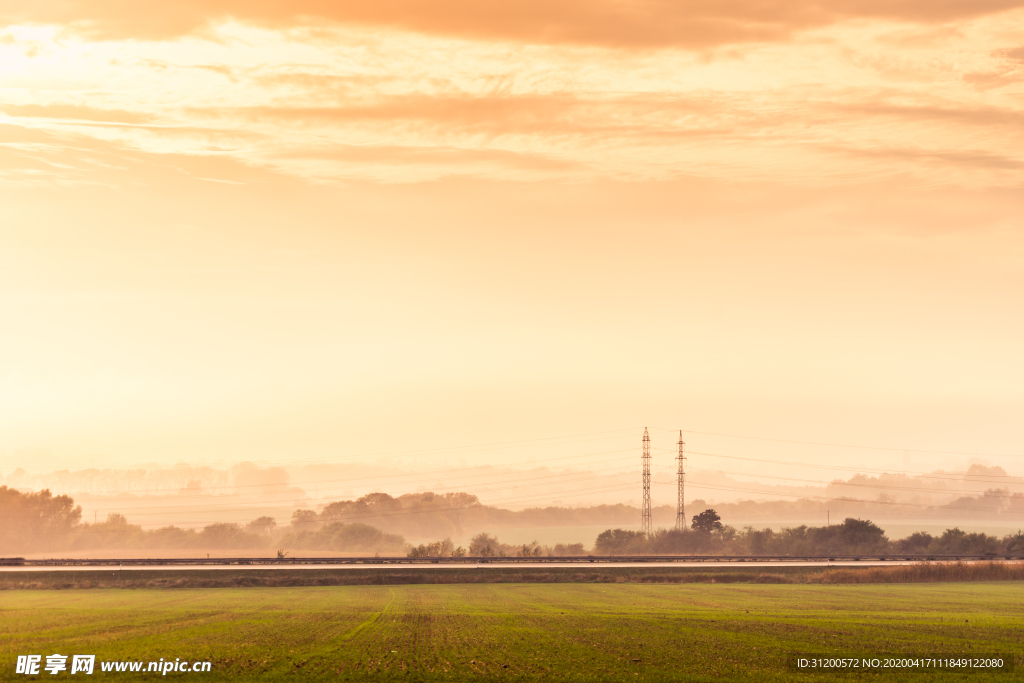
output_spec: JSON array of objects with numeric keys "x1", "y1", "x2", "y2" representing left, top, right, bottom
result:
[
  {"x1": 1, "y1": 104, "x2": 156, "y2": 124},
  {"x1": 269, "y1": 143, "x2": 579, "y2": 171},
  {"x1": 0, "y1": 121, "x2": 281, "y2": 187},
  {"x1": 830, "y1": 100, "x2": 1024, "y2": 128},
  {"x1": 186, "y1": 92, "x2": 734, "y2": 140},
  {"x1": 3, "y1": 1, "x2": 1023, "y2": 46},
  {"x1": 253, "y1": 73, "x2": 396, "y2": 95},
  {"x1": 963, "y1": 71, "x2": 1023, "y2": 90},
  {"x1": 1000, "y1": 46, "x2": 1024, "y2": 61},
  {"x1": 830, "y1": 144, "x2": 1024, "y2": 171}
]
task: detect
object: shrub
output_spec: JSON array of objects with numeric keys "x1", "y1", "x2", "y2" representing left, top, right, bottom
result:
[
  {"x1": 552, "y1": 543, "x2": 587, "y2": 556},
  {"x1": 594, "y1": 529, "x2": 647, "y2": 555}
]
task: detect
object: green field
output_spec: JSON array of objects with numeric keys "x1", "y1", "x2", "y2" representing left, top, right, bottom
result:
[{"x1": 2, "y1": 583, "x2": 1021, "y2": 681}]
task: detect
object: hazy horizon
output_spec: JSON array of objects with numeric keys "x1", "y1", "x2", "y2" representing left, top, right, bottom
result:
[{"x1": 2, "y1": 3, "x2": 1023, "y2": 518}]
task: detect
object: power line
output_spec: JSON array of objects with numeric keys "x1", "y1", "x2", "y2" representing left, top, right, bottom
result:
[
  {"x1": 40, "y1": 447, "x2": 638, "y2": 499},
  {"x1": 50, "y1": 445, "x2": 1016, "y2": 502},
  {"x1": 9, "y1": 423, "x2": 1020, "y2": 487},
  {"x1": 59, "y1": 480, "x2": 651, "y2": 531},
  {"x1": 1, "y1": 427, "x2": 641, "y2": 475},
  {"x1": 647, "y1": 427, "x2": 1024, "y2": 459},
  {"x1": 678, "y1": 449, "x2": 1023, "y2": 485},
  {"x1": 693, "y1": 468, "x2": 1022, "y2": 498},
  {"x1": 71, "y1": 466, "x2": 649, "y2": 518},
  {"x1": 684, "y1": 481, "x2": 1017, "y2": 513}
]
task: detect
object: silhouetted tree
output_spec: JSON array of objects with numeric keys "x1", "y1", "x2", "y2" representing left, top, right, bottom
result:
[
  {"x1": 809, "y1": 518, "x2": 888, "y2": 554},
  {"x1": 0, "y1": 486, "x2": 82, "y2": 552},
  {"x1": 469, "y1": 532, "x2": 500, "y2": 556},
  {"x1": 1006, "y1": 530, "x2": 1024, "y2": 553},
  {"x1": 930, "y1": 527, "x2": 999, "y2": 555},
  {"x1": 290, "y1": 509, "x2": 320, "y2": 531},
  {"x1": 895, "y1": 531, "x2": 933, "y2": 553},
  {"x1": 246, "y1": 516, "x2": 277, "y2": 534},
  {"x1": 692, "y1": 509, "x2": 723, "y2": 534}
]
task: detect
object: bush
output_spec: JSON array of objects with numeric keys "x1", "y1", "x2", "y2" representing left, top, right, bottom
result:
[
  {"x1": 552, "y1": 543, "x2": 587, "y2": 556},
  {"x1": 469, "y1": 532, "x2": 501, "y2": 557},
  {"x1": 594, "y1": 529, "x2": 647, "y2": 555},
  {"x1": 408, "y1": 538, "x2": 466, "y2": 558}
]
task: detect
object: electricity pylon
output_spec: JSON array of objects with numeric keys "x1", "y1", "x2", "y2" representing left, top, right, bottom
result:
[
  {"x1": 675, "y1": 430, "x2": 686, "y2": 530},
  {"x1": 641, "y1": 427, "x2": 652, "y2": 536}
]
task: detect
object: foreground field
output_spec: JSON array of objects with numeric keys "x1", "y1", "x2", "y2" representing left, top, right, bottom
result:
[{"x1": 2, "y1": 583, "x2": 1021, "y2": 681}]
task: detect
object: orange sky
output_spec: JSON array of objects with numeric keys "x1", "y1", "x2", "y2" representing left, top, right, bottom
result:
[{"x1": 1, "y1": 2, "x2": 1023, "y2": 478}]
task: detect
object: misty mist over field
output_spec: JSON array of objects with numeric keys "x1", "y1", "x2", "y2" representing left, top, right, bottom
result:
[{"x1": 4, "y1": 443, "x2": 1022, "y2": 558}]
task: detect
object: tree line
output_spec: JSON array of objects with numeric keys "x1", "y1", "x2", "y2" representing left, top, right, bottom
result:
[
  {"x1": 592, "y1": 510, "x2": 1024, "y2": 556},
  {"x1": 0, "y1": 486, "x2": 404, "y2": 554}
]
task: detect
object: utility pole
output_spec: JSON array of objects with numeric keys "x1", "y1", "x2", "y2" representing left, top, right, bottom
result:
[
  {"x1": 675, "y1": 430, "x2": 686, "y2": 530},
  {"x1": 641, "y1": 427, "x2": 652, "y2": 536}
]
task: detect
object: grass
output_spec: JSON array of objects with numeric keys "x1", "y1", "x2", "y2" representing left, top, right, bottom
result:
[{"x1": 1, "y1": 583, "x2": 1022, "y2": 681}]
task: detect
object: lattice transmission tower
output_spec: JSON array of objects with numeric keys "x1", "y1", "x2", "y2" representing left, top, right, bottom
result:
[
  {"x1": 641, "y1": 427, "x2": 652, "y2": 536},
  {"x1": 675, "y1": 430, "x2": 687, "y2": 530}
]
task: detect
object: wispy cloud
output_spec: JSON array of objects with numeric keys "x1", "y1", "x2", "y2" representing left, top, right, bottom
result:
[
  {"x1": 827, "y1": 143, "x2": 1023, "y2": 170},
  {"x1": 1, "y1": 9, "x2": 1022, "y2": 187},
  {"x1": 1, "y1": 104, "x2": 157, "y2": 124},
  {"x1": 3, "y1": 0, "x2": 1023, "y2": 46},
  {"x1": 998, "y1": 45, "x2": 1024, "y2": 61}
]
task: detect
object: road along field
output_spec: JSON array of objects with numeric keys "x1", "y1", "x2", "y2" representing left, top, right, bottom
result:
[{"x1": 2, "y1": 583, "x2": 1021, "y2": 681}]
